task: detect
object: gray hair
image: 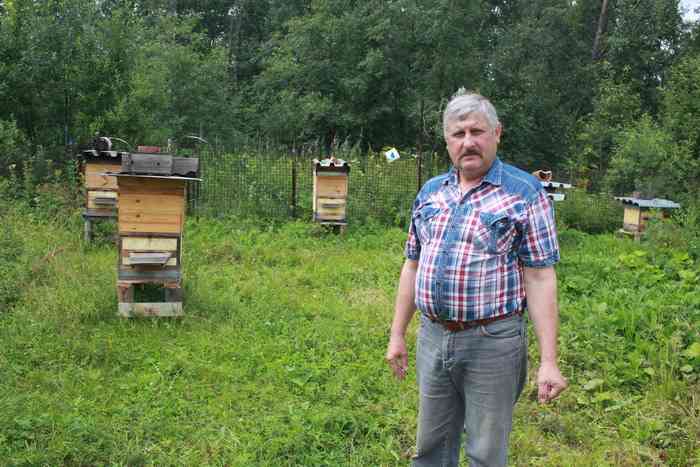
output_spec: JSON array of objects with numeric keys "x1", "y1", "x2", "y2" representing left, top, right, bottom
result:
[{"x1": 442, "y1": 88, "x2": 500, "y2": 135}]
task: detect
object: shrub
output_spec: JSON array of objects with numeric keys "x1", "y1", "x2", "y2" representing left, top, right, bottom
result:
[
  {"x1": 0, "y1": 171, "x2": 83, "y2": 312},
  {"x1": 602, "y1": 114, "x2": 679, "y2": 198},
  {"x1": 555, "y1": 189, "x2": 622, "y2": 234},
  {"x1": 556, "y1": 227, "x2": 590, "y2": 250},
  {"x1": 0, "y1": 183, "x2": 31, "y2": 311},
  {"x1": 0, "y1": 119, "x2": 29, "y2": 176},
  {"x1": 644, "y1": 203, "x2": 700, "y2": 260},
  {"x1": 0, "y1": 217, "x2": 26, "y2": 311}
]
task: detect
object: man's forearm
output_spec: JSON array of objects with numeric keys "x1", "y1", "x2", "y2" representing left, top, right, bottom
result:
[
  {"x1": 386, "y1": 259, "x2": 419, "y2": 379},
  {"x1": 524, "y1": 265, "x2": 568, "y2": 402},
  {"x1": 523, "y1": 266, "x2": 559, "y2": 363},
  {"x1": 390, "y1": 260, "x2": 418, "y2": 337}
]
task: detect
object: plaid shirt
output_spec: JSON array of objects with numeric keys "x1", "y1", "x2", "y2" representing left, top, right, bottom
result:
[{"x1": 405, "y1": 158, "x2": 559, "y2": 322}]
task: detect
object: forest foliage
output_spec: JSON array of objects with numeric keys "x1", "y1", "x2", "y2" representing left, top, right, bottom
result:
[{"x1": 1, "y1": 0, "x2": 700, "y2": 202}]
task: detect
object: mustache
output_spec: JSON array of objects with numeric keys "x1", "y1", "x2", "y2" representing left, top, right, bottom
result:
[{"x1": 460, "y1": 149, "x2": 482, "y2": 157}]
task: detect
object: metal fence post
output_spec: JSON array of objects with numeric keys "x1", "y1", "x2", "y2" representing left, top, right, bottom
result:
[
  {"x1": 291, "y1": 152, "x2": 298, "y2": 218},
  {"x1": 417, "y1": 150, "x2": 423, "y2": 193}
]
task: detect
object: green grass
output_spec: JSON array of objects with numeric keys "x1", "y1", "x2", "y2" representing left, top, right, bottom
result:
[{"x1": 0, "y1": 208, "x2": 698, "y2": 466}]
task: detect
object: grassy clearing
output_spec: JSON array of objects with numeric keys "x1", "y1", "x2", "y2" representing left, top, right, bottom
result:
[{"x1": 0, "y1": 208, "x2": 698, "y2": 466}]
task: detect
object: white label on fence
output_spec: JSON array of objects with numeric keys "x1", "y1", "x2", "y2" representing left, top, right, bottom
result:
[{"x1": 384, "y1": 147, "x2": 400, "y2": 162}]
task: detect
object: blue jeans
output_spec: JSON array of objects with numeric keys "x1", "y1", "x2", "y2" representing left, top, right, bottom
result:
[{"x1": 412, "y1": 313, "x2": 527, "y2": 467}]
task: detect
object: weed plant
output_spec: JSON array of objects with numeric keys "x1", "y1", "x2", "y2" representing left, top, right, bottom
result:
[{"x1": 0, "y1": 199, "x2": 698, "y2": 465}]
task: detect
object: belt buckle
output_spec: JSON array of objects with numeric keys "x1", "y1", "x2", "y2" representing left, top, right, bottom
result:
[
  {"x1": 444, "y1": 320, "x2": 470, "y2": 332},
  {"x1": 437, "y1": 310, "x2": 522, "y2": 332}
]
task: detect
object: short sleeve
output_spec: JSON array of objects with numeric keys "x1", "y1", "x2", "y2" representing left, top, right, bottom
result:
[
  {"x1": 517, "y1": 191, "x2": 560, "y2": 267},
  {"x1": 404, "y1": 198, "x2": 422, "y2": 260}
]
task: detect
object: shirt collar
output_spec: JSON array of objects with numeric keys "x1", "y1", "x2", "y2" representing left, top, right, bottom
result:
[
  {"x1": 443, "y1": 157, "x2": 503, "y2": 187},
  {"x1": 483, "y1": 157, "x2": 503, "y2": 186}
]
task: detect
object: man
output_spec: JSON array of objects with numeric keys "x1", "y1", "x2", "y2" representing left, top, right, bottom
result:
[{"x1": 386, "y1": 89, "x2": 567, "y2": 467}]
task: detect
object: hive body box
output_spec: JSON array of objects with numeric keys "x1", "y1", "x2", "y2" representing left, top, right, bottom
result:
[
  {"x1": 313, "y1": 158, "x2": 350, "y2": 228},
  {"x1": 109, "y1": 151, "x2": 200, "y2": 317}
]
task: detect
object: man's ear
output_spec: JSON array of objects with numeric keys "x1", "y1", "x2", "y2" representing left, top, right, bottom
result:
[{"x1": 494, "y1": 124, "x2": 502, "y2": 142}]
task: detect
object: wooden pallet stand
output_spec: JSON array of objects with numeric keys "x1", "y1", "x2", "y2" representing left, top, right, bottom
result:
[
  {"x1": 313, "y1": 157, "x2": 350, "y2": 233},
  {"x1": 107, "y1": 149, "x2": 200, "y2": 317},
  {"x1": 616, "y1": 228, "x2": 641, "y2": 242},
  {"x1": 117, "y1": 281, "x2": 183, "y2": 317}
]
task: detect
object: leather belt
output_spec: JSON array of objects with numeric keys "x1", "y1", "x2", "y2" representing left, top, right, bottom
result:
[{"x1": 428, "y1": 309, "x2": 523, "y2": 332}]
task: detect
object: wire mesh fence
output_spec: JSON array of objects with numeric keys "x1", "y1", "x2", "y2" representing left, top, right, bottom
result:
[{"x1": 188, "y1": 146, "x2": 451, "y2": 227}]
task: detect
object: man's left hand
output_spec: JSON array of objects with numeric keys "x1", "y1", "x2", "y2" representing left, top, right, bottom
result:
[{"x1": 536, "y1": 362, "x2": 567, "y2": 403}]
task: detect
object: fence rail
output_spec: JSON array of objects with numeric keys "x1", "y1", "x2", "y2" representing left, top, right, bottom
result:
[{"x1": 187, "y1": 148, "x2": 450, "y2": 226}]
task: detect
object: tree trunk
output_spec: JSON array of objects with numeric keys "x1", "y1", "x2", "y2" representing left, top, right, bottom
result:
[{"x1": 592, "y1": 0, "x2": 610, "y2": 61}]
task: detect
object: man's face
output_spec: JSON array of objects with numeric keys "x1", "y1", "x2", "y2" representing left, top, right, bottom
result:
[{"x1": 444, "y1": 113, "x2": 501, "y2": 182}]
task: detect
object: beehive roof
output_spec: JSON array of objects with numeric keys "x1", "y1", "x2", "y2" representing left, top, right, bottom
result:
[
  {"x1": 314, "y1": 157, "x2": 349, "y2": 168},
  {"x1": 120, "y1": 152, "x2": 200, "y2": 178},
  {"x1": 540, "y1": 181, "x2": 572, "y2": 189},
  {"x1": 614, "y1": 197, "x2": 681, "y2": 209},
  {"x1": 80, "y1": 149, "x2": 128, "y2": 161},
  {"x1": 313, "y1": 157, "x2": 350, "y2": 173}
]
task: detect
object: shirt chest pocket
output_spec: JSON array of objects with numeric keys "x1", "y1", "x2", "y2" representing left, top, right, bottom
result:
[
  {"x1": 413, "y1": 206, "x2": 443, "y2": 246},
  {"x1": 474, "y1": 211, "x2": 518, "y2": 255}
]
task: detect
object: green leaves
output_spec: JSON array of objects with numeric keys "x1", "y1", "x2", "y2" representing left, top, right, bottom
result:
[
  {"x1": 582, "y1": 378, "x2": 605, "y2": 391},
  {"x1": 603, "y1": 114, "x2": 677, "y2": 197},
  {"x1": 617, "y1": 249, "x2": 649, "y2": 268},
  {"x1": 683, "y1": 342, "x2": 700, "y2": 359}
]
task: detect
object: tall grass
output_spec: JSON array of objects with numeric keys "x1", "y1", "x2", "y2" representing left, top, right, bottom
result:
[{"x1": 0, "y1": 189, "x2": 698, "y2": 465}]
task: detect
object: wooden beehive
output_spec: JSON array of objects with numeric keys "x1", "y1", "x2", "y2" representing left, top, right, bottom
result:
[
  {"x1": 79, "y1": 137, "x2": 129, "y2": 241},
  {"x1": 313, "y1": 158, "x2": 350, "y2": 225},
  {"x1": 82, "y1": 139, "x2": 123, "y2": 215},
  {"x1": 533, "y1": 170, "x2": 571, "y2": 202},
  {"x1": 615, "y1": 195, "x2": 680, "y2": 238},
  {"x1": 84, "y1": 158, "x2": 121, "y2": 215},
  {"x1": 108, "y1": 151, "x2": 200, "y2": 317}
]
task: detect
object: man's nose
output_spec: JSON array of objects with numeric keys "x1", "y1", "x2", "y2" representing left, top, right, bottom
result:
[{"x1": 463, "y1": 134, "x2": 477, "y2": 148}]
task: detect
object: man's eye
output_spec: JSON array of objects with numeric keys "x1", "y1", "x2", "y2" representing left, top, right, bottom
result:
[{"x1": 453, "y1": 131, "x2": 465, "y2": 137}]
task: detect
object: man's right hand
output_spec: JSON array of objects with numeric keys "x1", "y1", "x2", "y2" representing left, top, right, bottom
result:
[
  {"x1": 386, "y1": 335, "x2": 409, "y2": 380},
  {"x1": 387, "y1": 259, "x2": 418, "y2": 380}
]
